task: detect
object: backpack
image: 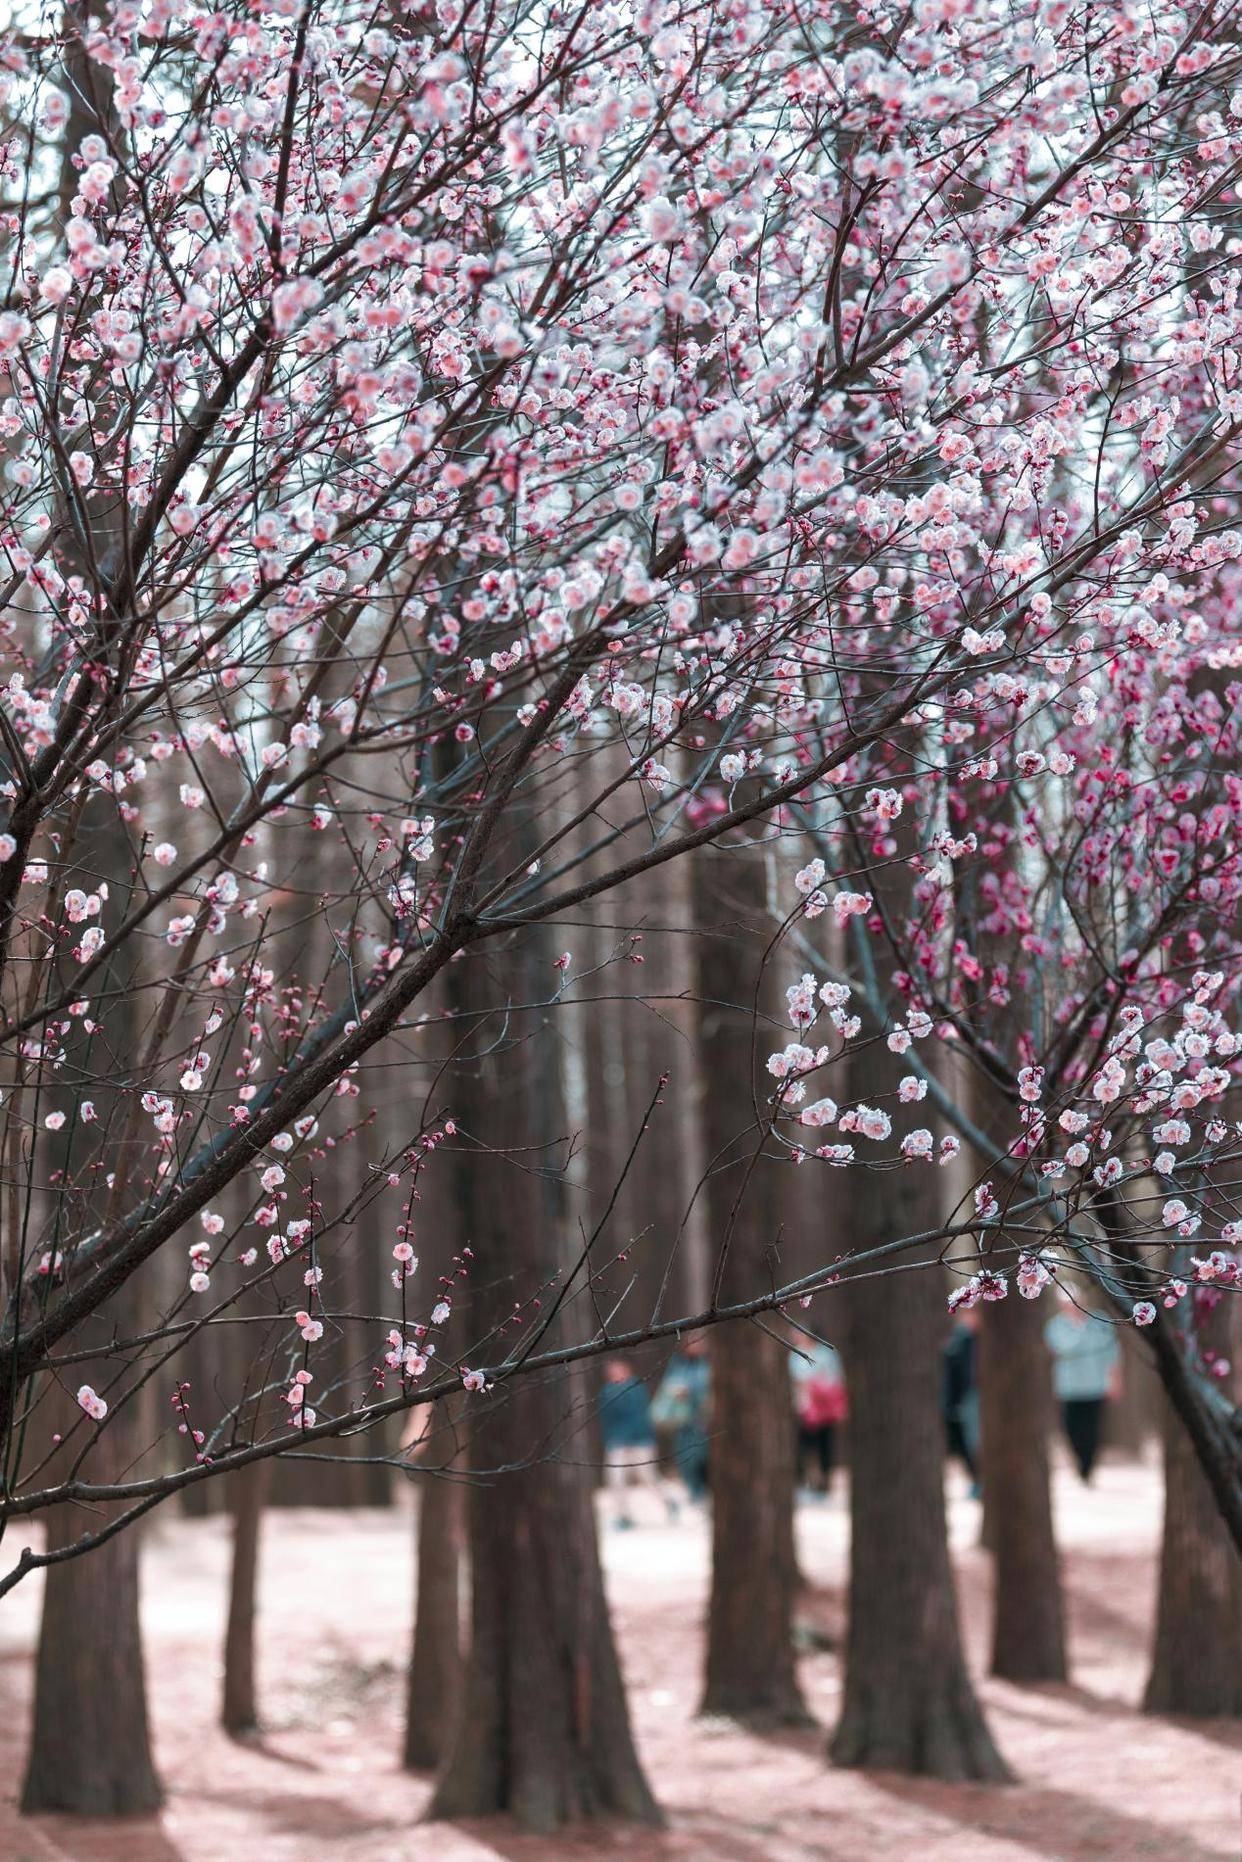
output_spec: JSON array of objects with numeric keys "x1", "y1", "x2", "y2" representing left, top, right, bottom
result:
[{"x1": 799, "y1": 1373, "x2": 847, "y2": 1428}]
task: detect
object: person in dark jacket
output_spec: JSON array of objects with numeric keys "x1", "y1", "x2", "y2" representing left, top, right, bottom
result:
[
  {"x1": 651, "y1": 1334, "x2": 711, "y2": 1503},
  {"x1": 599, "y1": 1357, "x2": 661, "y2": 1528},
  {"x1": 942, "y1": 1310, "x2": 981, "y2": 1497}
]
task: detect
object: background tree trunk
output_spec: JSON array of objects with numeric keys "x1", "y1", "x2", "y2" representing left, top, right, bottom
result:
[
  {"x1": 22, "y1": 1316, "x2": 163, "y2": 1815},
  {"x1": 1145, "y1": 1289, "x2": 1242, "y2": 1715},
  {"x1": 1144, "y1": 1398, "x2": 1242, "y2": 1715},
  {"x1": 222, "y1": 1459, "x2": 270, "y2": 1736},
  {"x1": 22, "y1": 1494, "x2": 163, "y2": 1814},
  {"x1": 22, "y1": 6, "x2": 163, "y2": 1814},
  {"x1": 834, "y1": 1248, "x2": 1011, "y2": 1777},
  {"x1": 827, "y1": 764, "x2": 1010, "y2": 1778},
  {"x1": 427, "y1": 911, "x2": 659, "y2": 1830},
  {"x1": 833, "y1": 1018, "x2": 1009, "y2": 1778},
  {"x1": 952, "y1": 805, "x2": 1068, "y2": 1681},
  {"x1": 1107, "y1": 1328, "x2": 1159, "y2": 1458},
  {"x1": 977, "y1": 1290, "x2": 1067, "y2": 1681},
  {"x1": 697, "y1": 847, "x2": 807, "y2": 1726},
  {"x1": 404, "y1": 1471, "x2": 465, "y2": 1770}
]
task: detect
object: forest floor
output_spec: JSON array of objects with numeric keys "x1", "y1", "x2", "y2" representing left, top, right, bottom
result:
[{"x1": 0, "y1": 1450, "x2": 1237, "y2": 1861}]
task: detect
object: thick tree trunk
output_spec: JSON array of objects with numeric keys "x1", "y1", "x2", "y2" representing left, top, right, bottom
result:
[
  {"x1": 266, "y1": 1119, "x2": 391, "y2": 1508},
  {"x1": 834, "y1": 1252, "x2": 1011, "y2": 1777},
  {"x1": 20, "y1": 787, "x2": 160, "y2": 1812},
  {"x1": 431, "y1": 1401, "x2": 658, "y2": 1830},
  {"x1": 22, "y1": 9, "x2": 163, "y2": 1814},
  {"x1": 702, "y1": 1321, "x2": 808, "y2": 1724},
  {"x1": 23, "y1": 1409, "x2": 163, "y2": 1814},
  {"x1": 1144, "y1": 1399, "x2": 1242, "y2": 1715},
  {"x1": 833, "y1": 1011, "x2": 1009, "y2": 1777},
  {"x1": 427, "y1": 911, "x2": 659, "y2": 1830},
  {"x1": 1145, "y1": 1290, "x2": 1242, "y2": 1717},
  {"x1": 21, "y1": 829, "x2": 162, "y2": 1813},
  {"x1": 977, "y1": 1283, "x2": 1067, "y2": 1683},
  {"x1": 829, "y1": 777, "x2": 1009, "y2": 1779},
  {"x1": 222, "y1": 1459, "x2": 269, "y2": 1735},
  {"x1": 956, "y1": 881, "x2": 1067, "y2": 1680},
  {"x1": 696, "y1": 847, "x2": 808, "y2": 1726},
  {"x1": 22, "y1": 1525, "x2": 162, "y2": 1815},
  {"x1": 404, "y1": 1473, "x2": 465, "y2": 1770}
]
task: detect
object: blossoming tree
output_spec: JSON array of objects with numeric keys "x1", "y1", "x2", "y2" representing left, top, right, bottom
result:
[{"x1": 3, "y1": 0, "x2": 1242, "y2": 1820}]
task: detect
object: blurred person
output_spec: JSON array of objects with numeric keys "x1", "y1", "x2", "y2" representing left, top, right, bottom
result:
[
  {"x1": 598, "y1": 1357, "x2": 662, "y2": 1529},
  {"x1": 790, "y1": 1335, "x2": 847, "y2": 1497},
  {"x1": 651, "y1": 1334, "x2": 711, "y2": 1503},
  {"x1": 1044, "y1": 1295, "x2": 1121, "y2": 1483},
  {"x1": 942, "y1": 1308, "x2": 982, "y2": 1497}
]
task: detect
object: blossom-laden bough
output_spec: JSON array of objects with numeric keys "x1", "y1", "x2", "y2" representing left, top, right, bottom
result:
[{"x1": 0, "y1": 0, "x2": 1239, "y2": 1591}]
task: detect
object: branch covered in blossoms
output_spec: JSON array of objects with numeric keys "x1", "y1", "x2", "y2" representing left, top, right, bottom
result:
[{"x1": 1, "y1": 0, "x2": 1242, "y2": 1575}]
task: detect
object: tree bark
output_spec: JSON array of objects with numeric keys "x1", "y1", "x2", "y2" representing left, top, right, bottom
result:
[
  {"x1": 20, "y1": 792, "x2": 162, "y2": 1815},
  {"x1": 1145, "y1": 1289, "x2": 1242, "y2": 1716},
  {"x1": 828, "y1": 765, "x2": 1010, "y2": 1778},
  {"x1": 1144, "y1": 1398, "x2": 1242, "y2": 1716},
  {"x1": 431, "y1": 1405, "x2": 660, "y2": 1830},
  {"x1": 427, "y1": 914, "x2": 659, "y2": 1830},
  {"x1": 834, "y1": 1250, "x2": 1011, "y2": 1777},
  {"x1": 222, "y1": 1459, "x2": 269, "y2": 1735},
  {"x1": 22, "y1": 8, "x2": 163, "y2": 1813},
  {"x1": 702, "y1": 1318, "x2": 808, "y2": 1724},
  {"x1": 1107, "y1": 1329, "x2": 1157, "y2": 1458},
  {"x1": 697, "y1": 847, "x2": 808, "y2": 1726},
  {"x1": 977, "y1": 1291, "x2": 1067, "y2": 1682},
  {"x1": 404, "y1": 1472, "x2": 465, "y2": 1770},
  {"x1": 833, "y1": 1019, "x2": 1009, "y2": 1778},
  {"x1": 955, "y1": 802, "x2": 1068, "y2": 1681},
  {"x1": 22, "y1": 1413, "x2": 163, "y2": 1814}
]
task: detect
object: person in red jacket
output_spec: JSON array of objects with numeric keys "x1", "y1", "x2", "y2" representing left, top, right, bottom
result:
[{"x1": 790, "y1": 1337, "x2": 847, "y2": 1497}]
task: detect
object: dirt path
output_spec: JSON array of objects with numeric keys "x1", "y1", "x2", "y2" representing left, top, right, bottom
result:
[{"x1": 0, "y1": 1454, "x2": 1237, "y2": 1859}]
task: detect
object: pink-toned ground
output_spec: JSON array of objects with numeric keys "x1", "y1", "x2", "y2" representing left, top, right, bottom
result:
[{"x1": 0, "y1": 1452, "x2": 1237, "y2": 1861}]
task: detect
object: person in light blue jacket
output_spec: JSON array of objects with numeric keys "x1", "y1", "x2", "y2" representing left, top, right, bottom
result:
[
  {"x1": 652, "y1": 1334, "x2": 711, "y2": 1502},
  {"x1": 1044, "y1": 1298, "x2": 1121, "y2": 1483}
]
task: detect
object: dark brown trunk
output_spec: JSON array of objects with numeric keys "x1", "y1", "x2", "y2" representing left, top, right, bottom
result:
[
  {"x1": 404, "y1": 1473, "x2": 465, "y2": 1770},
  {"x1": 266, "y1": 1121, "x2": 391, "y2": 1508},
  {"x1": 957, "y1": 844, "x2": 1067, "y2": 1681},
  {"x1": 702, "y1": 1320, "x2": 807, "y2": 1724},
  {"x1": 427, "y1": 908, "x2": 659, "y2": 1830},
  {"x1": 833, "y1": 1012, "x2": 1009, "y2": 1778},
  {"x1": 22, "y1": 12, "x2": 163, "y2": 1814},
  {"x1": 22, "y1": 1404, "x2": 163, "y2": 1814},
  {"x1": 834, "y1": 1251, "x2": 1010, "y2": 1778},
  {"x1": 978, "y1": 1291, "x2": 1067, "y2": 1682},
  {"x1": 222, "y1": 1459, "x2": 270, "y2": 1735},
  {"x1": 1144, "y1": 1397, "x2": 1242, "y2": 1715},
  {"x1": 402, "y1": 984, "x2": 467, "y2": 1773},
  {"x1": 696, "y1": 847, "x2": 807, "y2": 1726},
  {"x1": 21, "y1": 1196, "x2": 163, "y2": 1811},
  {"x1": 431, "y1": 1401, "x2": 660, "y2": 1830},
  {"x1": 21, "y1": 826, "x2": 162, "y2": 1814},
  {"x1": 22, "y1": 1525, "x2": 163, "y2": 1814},
  {"x1": 1145, "y1": 1288, "x2": 1242, "y2": 1716},
  {"x1": 829, "y1": 769, "x2": 1009, "y2": 1778},
  {"x1": 645, "y1": 849, "x2": 712, "y2": 1315}
]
